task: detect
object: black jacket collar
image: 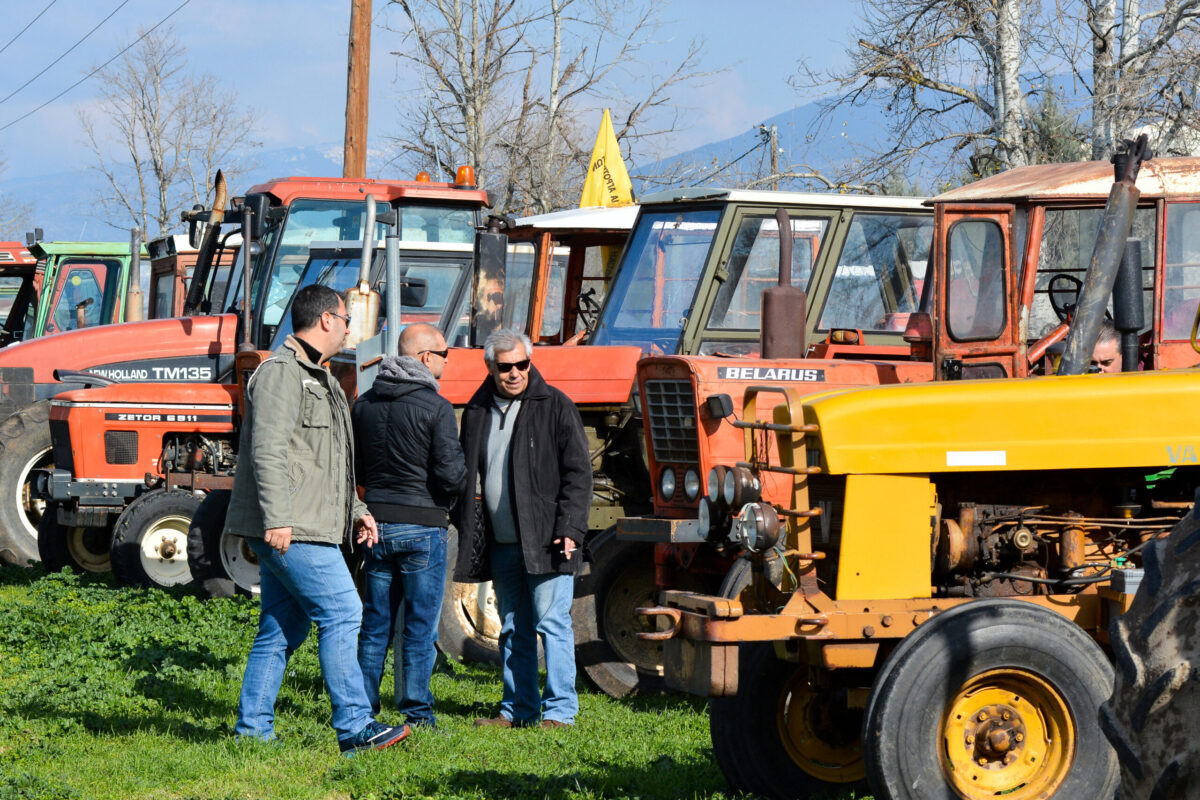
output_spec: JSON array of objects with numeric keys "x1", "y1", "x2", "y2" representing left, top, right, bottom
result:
[{"x1": 466, "y1": 364, "x2": 552, "y2": 410}]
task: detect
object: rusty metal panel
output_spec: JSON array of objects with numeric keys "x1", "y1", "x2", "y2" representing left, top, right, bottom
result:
[
  {"x1": 616, "y1": 516, "x2": 706, "y2": 543},
  {"x1": 664, "y1": 638, "x2": 739, "y2": 696},
  {"x1": 932, "y1": 157, "x2": 1200, "y2": 204},
  {"x1": 820, "y1": 642, "x2": 880, "y2": 669}
]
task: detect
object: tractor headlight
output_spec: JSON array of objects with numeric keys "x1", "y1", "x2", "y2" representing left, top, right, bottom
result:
[
  {"x1": 707, "y1": 466, "x2": 727, "y2": 503},
  {"x1": 729, "y1": 501, "x2": 781, "y2": 553},
  {"x1": 697, "y1": 497, "x2": 712, "y2": 535},
  {"x1": 722, "y1": 469, "x2": 736, "y2": 506},
  {"x1": 660, "y1": 467, "x2": 676, "y2": 501},
  {"x1": 727, "y1": 465, "x2": 762, "y2": 507},
  {"x1": 683, "y1": 468, "x2": 701, "y2": 501}
]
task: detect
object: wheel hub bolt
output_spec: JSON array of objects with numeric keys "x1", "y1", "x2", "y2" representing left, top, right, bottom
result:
[{"x1": 978, "y1": 711, "x2": 988, "y2": 722}]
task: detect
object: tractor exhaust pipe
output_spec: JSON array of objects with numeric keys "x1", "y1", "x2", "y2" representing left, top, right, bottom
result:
[
  {"x1": 237, "y1": 206, "x2": 255, "y2": 354},
  {"x1": 1113, "y1": 238, "x2": 1145, "y2": 372},
  {"x1": 1057, "y1": 135, "x2": 1152, "y2": 376},
  {"x1": 183, "y1": 170, "x2": 227, "y2": 316},
  {"x1": 760, "y1": 208, "x2": 806, "y2": 359}
]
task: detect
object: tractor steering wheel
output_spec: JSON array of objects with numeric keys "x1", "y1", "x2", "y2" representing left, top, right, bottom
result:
[
  {"x1": 576, "y1": 287, "x2": 602, "y2": 331},
  {"x1": 1048, "y1": 274, "x2": 1084, "y2": 322}
]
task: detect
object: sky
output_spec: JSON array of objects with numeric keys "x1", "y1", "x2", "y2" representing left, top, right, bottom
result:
[{"x1": 0, "y1": 0, "x2": 854, "y2": 188}]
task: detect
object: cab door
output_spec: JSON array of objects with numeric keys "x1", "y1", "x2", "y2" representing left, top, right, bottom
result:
[{"x1": 931, "y1": 203, "x2": 1020, "y2": 380}]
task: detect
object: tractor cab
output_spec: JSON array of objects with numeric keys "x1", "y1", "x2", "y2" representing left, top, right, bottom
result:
[{"x1": 1, "y1": 238, "x2": 148, "y2": 346}]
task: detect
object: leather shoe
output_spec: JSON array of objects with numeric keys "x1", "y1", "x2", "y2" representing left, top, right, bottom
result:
[
  {"x1": 473, "y1": 716, "x2": 513, "y2": 728},
  {"x1": 540, "y1": 720, "x2": 571, "y2": 729}
]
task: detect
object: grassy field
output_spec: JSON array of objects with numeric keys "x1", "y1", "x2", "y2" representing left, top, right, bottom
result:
[{"x1": 0, "y1": 562, "x2": 751, "y2": 800}]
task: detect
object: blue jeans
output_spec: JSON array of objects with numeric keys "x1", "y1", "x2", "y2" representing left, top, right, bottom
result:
[
  {"x1": 490, "y1": 543, "x2": 578, "y2": 725},
  {"x1": 236, "y1": 539, "x2": 374, "y2": 742},
  {"x1": 357, "y1": 523, "x2": 447, "y2": 726}
]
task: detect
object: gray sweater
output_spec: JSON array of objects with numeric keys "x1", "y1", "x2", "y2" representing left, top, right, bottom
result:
[{"x1": 483, "y1": 397, "x2": 521, "y2": 544}]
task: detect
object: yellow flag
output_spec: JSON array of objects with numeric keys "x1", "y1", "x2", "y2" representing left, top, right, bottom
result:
[{"x1": 580, "y1": 109, "x2": 634, "y2": 208}]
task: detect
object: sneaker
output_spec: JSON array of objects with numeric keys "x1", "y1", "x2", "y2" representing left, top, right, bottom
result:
[
  {"x1": 339, "y1": 722, "x2": 410, "y2": 755},
  {"x1": 540, "y1": 720, "x2": 571, "y2": 729},
  {"x1": 473, "y1": 715, "x2": 513, "y2": 728}
]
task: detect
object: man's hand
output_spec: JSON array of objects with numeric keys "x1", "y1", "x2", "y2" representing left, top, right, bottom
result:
[
  {"x1": 356, "y1": 514, "x2": 378, "y2": 548},
  {"x1": 265, "y1": 526, "x2": 292, "y2": 554},
  {"x1": 553, "y1": 537, "x2": 577, "y2": 560}
]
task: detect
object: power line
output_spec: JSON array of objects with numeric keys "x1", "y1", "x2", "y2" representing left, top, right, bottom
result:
[
  {"x1": 0, "y1": 0, "x2": 132, "y2": 107},
  {"x1": 0, "y1": 0, "x2": 193, "y2": 133},
  {"x1": 0, "y1": 0, "x2": 59, "y2": 58}
]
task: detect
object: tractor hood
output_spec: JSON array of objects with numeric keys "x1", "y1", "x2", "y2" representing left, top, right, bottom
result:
[
  {"x1": 804, "y1": 369, "x2": 1200, "y2": 475},
  {"x1": 0, "y1": 314, "x2": 239, "y2": 385}
]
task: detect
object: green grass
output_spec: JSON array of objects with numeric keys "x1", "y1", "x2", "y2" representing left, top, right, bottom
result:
[{"x1": 0, "y1": 564, "x2": 867, "y2": 800}]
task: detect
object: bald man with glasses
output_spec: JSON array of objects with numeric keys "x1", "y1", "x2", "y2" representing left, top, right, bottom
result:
[
  {"x1": 352, "y1": 322, "x2": 466, "y2": 730},
  {"x1": 453, "y1": 327, "x2": 592, "y2": 730}
]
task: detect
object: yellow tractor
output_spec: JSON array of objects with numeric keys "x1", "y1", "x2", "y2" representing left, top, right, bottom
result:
[{"x1": 635, "y1": 140, "x2": 1194, "y2": 799}]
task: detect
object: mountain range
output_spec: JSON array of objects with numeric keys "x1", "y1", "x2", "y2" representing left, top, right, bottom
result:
[{"x1": 5, "y1": 95, "x2": 897, "y2": 243}]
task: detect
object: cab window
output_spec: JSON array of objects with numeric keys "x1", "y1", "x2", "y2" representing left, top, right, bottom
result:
[
  {"x1": 817, "y1": 212, "x2": 933, "y2": 332},
  {"x1": 706, "y1": 215, "x2": 827, "y2": 330},
  {"x1": 946, "y1": 220, "x2": 1006, "y2": 342},
  {"x1": 50, "y1": 267, "x2": 106, "y2": 332},
  {"x1": 1163, "y1": 202, "x2": 1200, "y2": 340}
]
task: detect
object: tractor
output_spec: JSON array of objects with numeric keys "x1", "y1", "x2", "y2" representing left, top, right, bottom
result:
[
  {"x1": 630, "y1": 139, "x2": 1200, "y2": 798},
  {"x1": 610, "y1": 146, "x2": 1200, "y2": 698}
]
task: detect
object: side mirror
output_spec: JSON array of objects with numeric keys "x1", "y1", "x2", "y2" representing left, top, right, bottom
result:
[
  {"x1": 241, "y1": 193, "x2": 270, "y2": 242},
  {"x1": 186, "y1": 203, "x2": 206, "y2": 248},
  {"x1": 400, "y1": 276, "x2": 428, "y2": 308}
]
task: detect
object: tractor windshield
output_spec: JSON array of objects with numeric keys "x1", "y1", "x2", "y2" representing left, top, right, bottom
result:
[
  {"x1": 268, "y1": 245, "x2": 473, "y2": 348},
  {"x1": 591, "y1": 207, "x2": 720, "y2": 353}
]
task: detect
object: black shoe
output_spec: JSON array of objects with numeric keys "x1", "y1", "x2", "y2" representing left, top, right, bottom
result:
[{"x1": 338, "y1": 722, "x2": 410, "y2": 755}]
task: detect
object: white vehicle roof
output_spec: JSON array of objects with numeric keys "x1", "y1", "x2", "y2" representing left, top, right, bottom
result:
[
  {"x1": 512, "y1": 204, "x2": 640, "y2": 231},
  {"x1": 638, "y1": 187, "x2": 929, "y2": 210}
]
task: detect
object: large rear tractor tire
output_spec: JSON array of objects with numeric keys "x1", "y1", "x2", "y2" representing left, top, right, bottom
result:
[
  {"x1": 864, "y1": 598, "x2": 1118, "y2": 800},
  {"x1": 37, "y1": 508, "x2": 111, "y2": 574},
  {"x1": 186, "y1": 490, "x2": 259, "y2": 597},
  {"x1": 438, "y1": 526, "x2": 502, "y2": 665},
  {"x1": 0, "y1": 401, "x2": 52, "y2": 565},
  {"x1": 1101, "y1": 511, "x2": 1200, "y2": 799},
  {"x1": 110, "y1": 489, "x2": 202, "y2": 590},
  {"x1": 709, "y1": 642, "x2": 868, "y2": 799}
]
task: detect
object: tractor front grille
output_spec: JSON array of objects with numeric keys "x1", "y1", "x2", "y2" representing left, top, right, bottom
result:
[
  {"x1": 104, "y1": 431, "x2": 139, "y2": 465},
  {"x1": 644, "y1": 379, "x2": 699, "y2": 464}
]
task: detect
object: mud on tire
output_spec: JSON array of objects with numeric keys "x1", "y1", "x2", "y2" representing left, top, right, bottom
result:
[{"x1": 1101, "y1": 510, "x2": 1200, "y2": 800}]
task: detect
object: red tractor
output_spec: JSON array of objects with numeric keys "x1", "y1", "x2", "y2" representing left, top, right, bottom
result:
[{"x1": 0, "y1": 171, "x2": 488, "y2": 567}]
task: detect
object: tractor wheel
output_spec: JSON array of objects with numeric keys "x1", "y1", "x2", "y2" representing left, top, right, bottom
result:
[
  {"x1": 573, "y1": 532, "x2": 672, "y2": 698},
  {"x1": 110, "y1": 489, "x2": 202, "y2": 590},
  {"x1": 0, "y1": 401, "x2": 52, "y2": 565},
  {"x1": 186, "y1": 490, "x2": 259, "y2": 597},
  {"x1": 864, "y1": 598, "x2": 1117, "y2": 800},
  {"x1": 1101, "y1": 511, "x2": 1200, "y2": 800},
  {"x1": 438, "y1": 526, "x2": 502, "y2": 665},
  {"x1": 37, "y1": 509, "x2": 111, "y2": 574},
  {"x1": 707, "y1": 558, "x2": 759, "y2": 795},
  {"x1": 709, "y1": 643, "x2": 868, "y2": 799}
]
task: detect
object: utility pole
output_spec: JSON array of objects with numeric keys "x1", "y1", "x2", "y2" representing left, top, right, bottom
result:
[
  {"x1": 769, "y1": 124, "x2": 779, "y2": 191},
  {"x1": 344, "y1": 0, "x2": 371, "y2": 179}
]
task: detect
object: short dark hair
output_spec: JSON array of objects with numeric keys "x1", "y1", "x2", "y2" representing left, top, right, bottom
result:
[
  {"x1": 1097, "y1": 317, "x2": 1119, "y2": 346},
  {"x1": 291, "y1": 285, "x2": 342, "y2": 333}
]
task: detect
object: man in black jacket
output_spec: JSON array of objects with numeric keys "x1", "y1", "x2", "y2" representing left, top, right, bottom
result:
[
  {"x1": 352, "y1": 322, "x2": 467, "y2": 729},
  {"x1": 454, "y1": 328, "x2": 592, "y2": 729}
]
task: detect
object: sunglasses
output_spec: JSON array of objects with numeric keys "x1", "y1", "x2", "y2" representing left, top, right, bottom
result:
[
  {"x1": 420, "y1": 348, "x2": 449, "y2": 359},
  {"x1": 495, "y1": 358, "x2": 530, "y2": 374},
  {"x1": 327, "y1": 311, "x2": 352, "y2": 326}
]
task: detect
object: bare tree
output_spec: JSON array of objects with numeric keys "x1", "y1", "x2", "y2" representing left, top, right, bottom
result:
[
  {"x1": 1059, "y1": 0, "x2": 1200, "y2": 158},
  {"x1": 798, "y1": 0, "x2": 1200, "y2": 192},
  {"x1": 795, "y1": 0, "x2": 1049, "y2": 190},
  {"x1": 78, "y1": 27, "x2": 259, "y2": 237},
  {"x1": 385, "y1": 0, "x2": 711, "y2": 214}
]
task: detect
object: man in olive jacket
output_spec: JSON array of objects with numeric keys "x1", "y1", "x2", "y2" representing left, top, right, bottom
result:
[
  {"x1": 225, "y1": 284, "x2": 408, "y2": 755},
  {"x1": 454, "y1": 328, "x2": 592, "y2": 728}
]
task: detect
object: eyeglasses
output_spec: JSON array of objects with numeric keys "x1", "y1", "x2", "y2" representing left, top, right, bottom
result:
[
  {"x1": 327, "y1": 311, "x2": 352, "y2": 327},
  {"x1": 420, "y1": 349, "x2": 449, "y2": 359},
  {"x1": 495, "y1": 358, "x2": 530, "y2": 374}
]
